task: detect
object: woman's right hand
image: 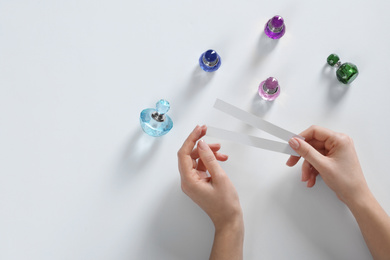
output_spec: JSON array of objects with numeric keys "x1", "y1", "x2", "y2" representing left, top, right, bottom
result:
[{"x1": 286, "y1": 125, "x2": 370, "y2": 206}]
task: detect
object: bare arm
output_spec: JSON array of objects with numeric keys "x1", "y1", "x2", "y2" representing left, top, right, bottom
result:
[
  {"x1": 210, "y1": 218, "x2": 244, "y2": 260},
  {"x1": 287, "y1": 125, "x2": 390, "y2": 259},
  {"x1": 347, "y1": 191, "x2": 390, "y2": 260},
  {"x1": 178, "y1": 125, "x2": 244, "y2": 260}
]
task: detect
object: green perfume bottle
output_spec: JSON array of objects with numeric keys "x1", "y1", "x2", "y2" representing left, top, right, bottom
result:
[{"x1": 327, "y1": 54, "x2": 359, "y2": 84}]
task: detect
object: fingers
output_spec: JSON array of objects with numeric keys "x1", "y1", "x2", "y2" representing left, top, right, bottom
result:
[
  {"x1": 287, "y1": 126, "x2": 332, "y2": 167},
  {"x1": 197, "y1": 139, "x2": 224, "y2": 179},
  {"x1": 286, "y1": 155, "x2": 300, "y2": 167},
  {"x1": 288, "y1": 137, "x2": 326, "y2": 172},
  {"x1": 302, "y1": 160, "x2": 319, "y2": 188},
  {"x1": 178, "y1": 125, "x2": 206, "y2": 158},
  {"x1": 299, "y1": 125, "x2": 335, "y2": 142},
  {"x1": 192, "y1": 145, "x2": 229, "y2": 162},
  {"x1": 196, "y1": 169, "x2": 210, "y2": 180},
  {"x1": 286, "y1": 138, "x2": 326, "y2": 167},
  {"x1": 215, "y1": 152, "x2": 229, "y2": 162},
  {"x1": 178, "y1": 125, "x2": 207, "y2": 181},
  {"x1": 191, "y1": 143, "x2": 227, "y2": 159},
  {"x1": 308, "y1": 139, "x2": 325, "y2": 150},
  {"x1": 191, "y1": 143, "x2": 220, "y2": 158},
  {"x1": 288, "y1": 126, "x2": 345, "y2": 189},
  {"x1": 197, "y1": 158, "x2": 207, "y2": 172},
  {"x1": 301, "y1": 160, "x2": 311, "y2": 182},
  {"x1": 306, "y1": 173, "x2": 318, "y2": 188},
  {"x1": 197, "y1": 153, "x2": 228, "y2": 172}
]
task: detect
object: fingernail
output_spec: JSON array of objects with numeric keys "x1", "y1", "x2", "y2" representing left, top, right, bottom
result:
[
  {"x1": 289, "y1": 138, "x2": 300, "y2": 150},
  {"x1": 198, "y1": 140, "x2": 207, "y2": 150}
]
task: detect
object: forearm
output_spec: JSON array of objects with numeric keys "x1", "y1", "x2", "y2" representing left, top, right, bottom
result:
[
  {"x1": 210, "y1": 216, "x2": 244, "y2": 260},
  {"x1": 347, "y1": 191, "x2": 390, "y2": 260}
]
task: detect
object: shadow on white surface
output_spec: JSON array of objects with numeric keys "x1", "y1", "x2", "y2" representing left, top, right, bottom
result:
[
  {"x1": 188, "y1": 65, "x2": 215, "y2": 90},
  {"x1": 321, "y1": 64, "x2": 350, "y2": 107},
  {"x1": 250, "y1": 92, "x2": 274, "y2": 118},
  {"x1": 117, "y1": 128, "x2": 163, "y2": 176},
  {"x1": 136, "y1": 184, "x2": 214, "y2": 260},
  {"x1": 170, "y1": 65, "x2": 214, "y2": 122},
  {"x1": 250, "y1": 33, "x2": 279, "y2": 67},
  {"x1": 247, "y1": 171, "x2": 371, "y2": 259}
]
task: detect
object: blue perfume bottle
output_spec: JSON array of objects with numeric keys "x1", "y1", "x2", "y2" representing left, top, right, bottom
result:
[
  {"x1": 140, "y1": 100, "x2": 173, "y2": 137},
  {"x1": 199, "y1": 49, "x2": 221, "y2": 72}
]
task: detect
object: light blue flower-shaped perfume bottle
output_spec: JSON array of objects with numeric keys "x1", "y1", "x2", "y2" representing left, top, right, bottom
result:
[{"x1": 140, "y1": 100, "x2": 173, "y2": 137}]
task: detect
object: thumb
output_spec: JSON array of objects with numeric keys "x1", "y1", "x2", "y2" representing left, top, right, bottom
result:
[
  {"x1": 197, "y1": 140, "x2": 223, "y2": 179},
  {"x1": 289, "y1": 137, "x2": 325, "y2": 171}
]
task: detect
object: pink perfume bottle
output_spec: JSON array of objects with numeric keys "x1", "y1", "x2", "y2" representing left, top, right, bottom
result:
[{"x1": 258, "y1": 77, "x2": 280, "y2": 101}]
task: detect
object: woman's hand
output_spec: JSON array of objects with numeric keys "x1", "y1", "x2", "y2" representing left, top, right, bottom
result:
[
  {"x1": 177, "y1": 125, "x2": 242, "y2": 229},
  {"x1": 286, "y1": 125, "x2": 369, "y2": 205}
]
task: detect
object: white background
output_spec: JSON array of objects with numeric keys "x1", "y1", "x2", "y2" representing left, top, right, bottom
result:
[{"x1": 1, "y1": 0, "x2": 390, "y2": 259}]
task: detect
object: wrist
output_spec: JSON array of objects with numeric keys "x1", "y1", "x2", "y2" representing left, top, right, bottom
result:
[
  {"x1": 214, "y1": 212, "x2": 244, "y2": 235},
  {"x1": 344, "y1": 188, "x2": 375, "y2": 212},
  {"x1": 337, "y1": 180, "x2": 371, "y2": 207},
  {"x1": 210, "y1": 212, "x2": 244, "y2": 260}
]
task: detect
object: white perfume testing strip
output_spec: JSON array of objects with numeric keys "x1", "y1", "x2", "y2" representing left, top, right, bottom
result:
[
  {"x1": 207, "y1": 127, "x2": 299, "y2": 156},
  {"x1": 213, "y1": 99, "x2": 304, "y2": 141}
]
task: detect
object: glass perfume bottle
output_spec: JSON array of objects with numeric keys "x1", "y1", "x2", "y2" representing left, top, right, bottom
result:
[
  {"x1": 258, "y1": 77, "x2": 280, "y2": 101},
  {"x1": 140, "y1": 99, "x2": 173, "y2": 137},
  {"x1": 327, "y1": 54, "x2": 359, "y2": 84},
  {"x1": 199, "y1": 49, "x2": 221, "y2": 72},
  {"x1": 264, "y1": 15, "x2": 286, "y2": 39}
]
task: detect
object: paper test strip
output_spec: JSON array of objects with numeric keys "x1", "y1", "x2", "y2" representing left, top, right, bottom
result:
[
  {"x1": 207, "y1": 99, "x2": 304, "y2": 156},
  {"x1": 207, "y1": 126, "x2": 299, "y2": 156}
]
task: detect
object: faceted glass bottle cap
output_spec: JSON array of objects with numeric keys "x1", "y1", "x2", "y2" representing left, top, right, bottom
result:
[
  {"x1": 258, "y1": 77, "x2": 281, "y2": 101},
  {"x1": 327, "y1": 54, "x2": 359, "y2": 84},
  {"x1": 271, "y1": 16, "x2": 284, "y2": 28},
  {"x1": 327, "y1": 54, "x2": 340, "y2": 67},
  {"x1": 199, "y1": 49, "x2": 221, "y2": 72},
  {"x1": 264, "y1": 15, "x2": 286, "y2": 39},
  {"x1": 139, "y1": 99, "x2": 173, "y2": 137},
  {"x1": 156, "y1": 99, "x2": 170, "y2": 115}
]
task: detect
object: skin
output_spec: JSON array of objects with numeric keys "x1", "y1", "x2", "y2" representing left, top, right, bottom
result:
[
  {"x1": 177, "y1": 125, "x2": 244, "y2": 260},
  {"x1": 178, "y1": 125, "x2": 390, "y2": 259},
  {"x1": 286, "y1": 125, "x2": 390, "y2": 260}
]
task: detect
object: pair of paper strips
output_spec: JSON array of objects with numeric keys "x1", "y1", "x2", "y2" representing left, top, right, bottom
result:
[{"x1": 207, "y1": 99, "x2": 304, "y2": 156}]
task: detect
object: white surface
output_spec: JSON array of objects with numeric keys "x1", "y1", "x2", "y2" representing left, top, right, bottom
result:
[{"x1": 1, "y1": 0, "x2": 390, "y2": 259}]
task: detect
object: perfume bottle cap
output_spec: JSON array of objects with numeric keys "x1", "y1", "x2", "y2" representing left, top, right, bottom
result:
[
  {"x1": 204, "y1": 50, "x2": 218, "y2": 64},
  {"x1": 270, "y1": 16, "x2": 284, "y2": 29},
  {"x1": 264, "y1": 77, "x2": 279, "y2": 91},
  {"x1": 327, "y1": 54, "x2": 341, "y2": 67},
  {"x1": 156, "y1": 99, "x2": 170, "y2": 115}
]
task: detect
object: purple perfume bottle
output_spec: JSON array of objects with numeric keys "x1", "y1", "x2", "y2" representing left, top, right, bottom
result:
[
  {"x1": 264, "y1": 15, "x2": 286, "y2": 39},
  {"x1": 258, "y1": 77, "x2": 280, "y2": 101}
]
